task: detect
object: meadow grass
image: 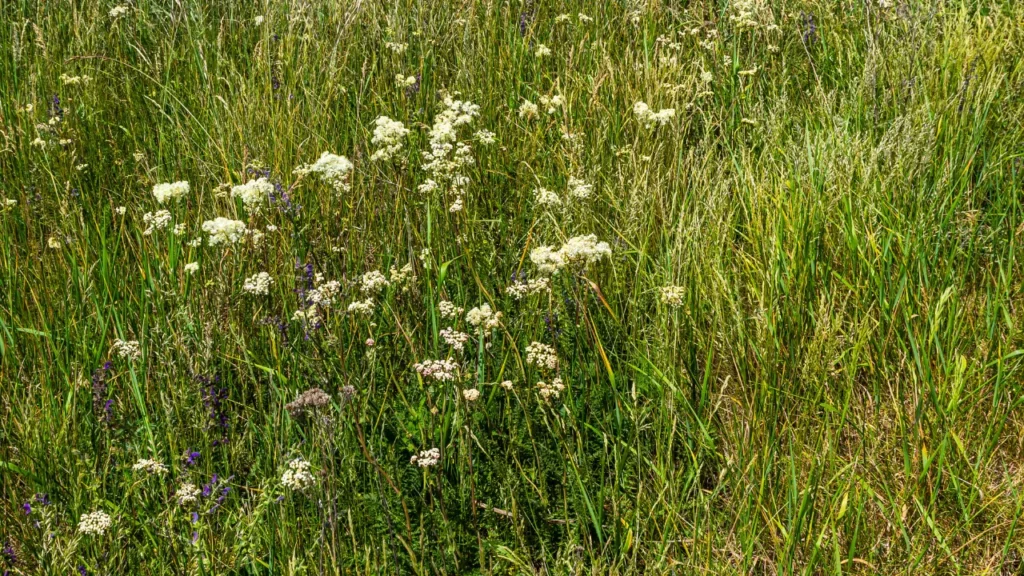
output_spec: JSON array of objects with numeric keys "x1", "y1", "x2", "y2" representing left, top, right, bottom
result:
[{"x1": 2, "y1": 0, "x2": 1024, "y2": 574}]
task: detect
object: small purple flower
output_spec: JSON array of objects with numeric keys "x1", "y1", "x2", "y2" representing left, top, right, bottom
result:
[
  {"x1": 184, "y1": 450, "x2": 201, "y2": 467},
  {"x1": 20, "y1": 502, "x2": 30, "y2": 515},
  {"x1": 2, "y1": 540, "x2": 16, "y2": 565},
  {"x1": 191, "y1": 512, "x2": 199, "y2": 523},
  {"x1": 34, "y1": 493, "x2": 50, "y2": 506},
  {"x1": 191, "y1": 531, "x2": 199, "y2": 544},
  {"x1": 77, "y1": 565, "x2": 89, "y2": 576}
]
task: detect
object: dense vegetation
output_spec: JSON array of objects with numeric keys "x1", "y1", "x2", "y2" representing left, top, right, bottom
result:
[{"x1": 2, "y1": 0, "x2": 1024, "y2": 574}]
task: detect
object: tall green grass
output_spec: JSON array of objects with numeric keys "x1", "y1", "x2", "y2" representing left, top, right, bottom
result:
[{"x1": 2, "y1": 0, "x2": 1024, "y2": 574}]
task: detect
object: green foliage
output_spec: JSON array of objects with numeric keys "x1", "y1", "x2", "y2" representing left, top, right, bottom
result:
[{"x1": 2, "y1": 0, "x2": 1024, "y2": 574}]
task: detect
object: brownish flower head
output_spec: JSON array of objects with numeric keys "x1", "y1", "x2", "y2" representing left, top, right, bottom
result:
[{"x1": 285, "y1": 387, "x2": 331, "y2": 418}]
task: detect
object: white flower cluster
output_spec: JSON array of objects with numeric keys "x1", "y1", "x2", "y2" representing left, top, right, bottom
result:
[
  {"x1": 109, "y1": 5, "x2": 129, "y2": 18},
  {"x1": 370, "y1": 116, "x2": 410, "y2": 162},
  {"x1": 660, "y1": 285, "x2": 685, "y2": 308},
  {"x1": 414, "y1": 358, "x2": 460, "y2": 382},
  {"x1": 419, "y1": 96, "x2": 481, "y2": 212},
  {"x1": 281, "y1": 457, "x2": 316, "y2": 491},
  {"x1": 307, "y1": 280, "x2": 341, "y2": 306},
  {"x1": 525, "y1": 342, "x2": 558, "y2": 371},
  {"x1": 389, "y1": 263, "x2": 416, "y2": 289},
  {"x1": 567, "y1": 177, "x2": 593, "y2": 199},
  {"x1": 500, "y1": 380, "x2": 514, "y2": 390},
  {"x1": 465, "y1": 303, "x2": 502, "y2": 330},
  {"x1": 529, "y1": 234, "x2": 612, "y2": 275},
  {"x1": 112, "y1": 338, "x2": 142, "y2": 361},
  {"x1": 506, "y1": 277, "x2": 551, "y2": 299},
  {"x1": 462, "y1": 388, "x2": 481, "y2": 402},
  {"x1": 539, "y1": 94, "x2": 564, "y2": 115},
  {"x1": 60, "y1": 74, "x2": 93, "y2": 86},
  {"x1": 439, "y1": 300, "x2": 464, "y2": 319},
  {"x1": 475, "y1": 129, "x2": 496, "y2": 145},
  {"x1": 202, "y1": 217, "x2": 247, "y2": 246},
  {"x1": 184, "y1": 262, "x2": 199, "y2": 274},
  {"x1": 78, "y1": 510, "x2": 113, "y2": 536},
  {"x1": 346, "y1": 298, "x2": 375, "y2": 316},
  {"x1": 152, "y1": 181, "x2": 189, "y2": 204},
  {"x1": 535, "y1": 44, "x2": 552, "y2": 58},
  {"x1": 537, "y1": 377, "x2": 566, "y2": 400},
  {"x1": 519, "y1": 100, "x2": 539, "y2": 120},
  {"x1": 243, "y1": 272, "x2": 274, "y2": 296},
  {"x1": 534, "y1": 187, "x2": 561, "y2": 208},
  {"x1": 410, "y1": 447, "x2": 440, "y2": 467},
  {"x1": 132, "y1": 458, "x2": 168, "y2": 475},
  {"x1": 440, "y1": 327, "x2": 470, "y2": 352},
  {"x1": 730, "y1": 0, "x2": 766, "y2": 29},
  {"x1": 295, "y1": 152, "x2": 353, "y2": 193},
  {"x1": 231, "y1": 177, "x2": 274, "y2": 210},
  {"x1": 142, "y1": 210, "x2": 171, "y2": 235},
  {"x1": 360, "y1": 270, "x2": 390, "y2": 294},
  {"x1": 633, "y1": 101, "x2": 676, "y2": 128},
  {"x1": 177, "y1": 483, "x2": 200, "y2": 505}
]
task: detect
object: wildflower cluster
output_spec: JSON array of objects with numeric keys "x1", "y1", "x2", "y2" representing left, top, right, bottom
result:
[
  {"x1": 152, "y1": 181, "x2": 189, "y2": 204},
  {"x1": 281, "y1": 458, "x2": 316, "y2": 491},
  {"x1": 530, "y1": 234, "x2": 612, "y2": 275},
  {"x1": 414, "y1": 358, "x2": 460, "y2": 382},
  {"x1": 285, "y1": 387, "x2": 331, "y2": 418},
  {"x1": 142, "y1": 210, "x2": 171, "y2": 235},
  {"x1": 506, "y1": 277, "x2": 551, "y2": 299},
  {"x1": 77, "y1": 511, "x2": 112, "y2": 536},
  {"x1": 243, "y1": 272, "x2": 274, "y2": 296},
  {"x1": 633, "y1": 101, "x2": 676, "y2": 128},
  {"x1": 660, "y1": 285, "x2": 685, "y2": 308},
  {"x1": 536, "y1": 377, "x2": 566, "y2": 400},
  {"x1": 410, "y1": 448, "x2": 441, "y2": 467},
  {"x1": 112, "y1": 339, "x2": 142, "y2": 361},
  {"x1": 295, "y1": 152, "x2": 354, "y2": 193},
  {"x1": 231, "y1": 177, "x2": 275, "y2": 211},
  {"x1": 465, "y1": 303, "x2": 502, "y2": 331},
  {"x1": 419, "y1": 96, "x2": 482, "y2": 212},
  {"x1": 202, "y1": 217, "x2": 247, "y2": 246},
  {"x1": 370, "y1": 116, "x2": 410, "y2": 162},
  {"x1": 525, "y1": 342, "x2": 559, "y2": 371},
  {"x1": 132, "y1": 458, "x2": 168, "y2": 475}
]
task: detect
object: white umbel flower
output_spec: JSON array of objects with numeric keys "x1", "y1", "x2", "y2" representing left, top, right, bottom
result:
[
  {"x1": 567, "y1": 177, "x2": 593, "y2": 199},
  {"x1": 370, "y1": 116, "x2": 410, "y2": 162},
  {"x1": 410, "y1": 447, "x2": 440, "y2": 467},
  {"x1": 231, "y1": 177, "x2": 274, "y2": 210},
  {"x1": 176, "y1": 483, "x2": 200, "y2": 505},
  {"x1": 526, "y1": 342, "x2": 559, "y2": 371},
  {"x1": 142, "y1": 210, "x2": 172, "y2": 235},
  {"x1": 78, "y1": 510, "x2": 112, "y2": 536},
  {"x1": 243, "y1": 272, "x2": 274, "y2": 295},
  {"x1": 534, "y1": 187, "x2": 561, "y2": 208},
  {"x1": 112, "y1": 339, "x2": 142, "y2": 361},
  {"x1": 462, "y1": 388, "x2": 481, "y2": 402},
  {"x1": 202, "y1": 217, "x2": 247, "y2": 246},
  {"x1": 294, "y1": 152, "x2": 353, "y2": 193},
  {"x1": 132, "y1": 458, "x2": 168, "y2": 475},
  {"x1": 281, "y1": 457, "x2": 316, "y2": 491},
  {"x1": 660, "y1": 285, "x2": 685, "y2": 308},
  {"x1": 360, "y1": 270, "x2": 390, "y2": 294},
  {"x1": 465, "y1": 303, "x2": 502, "y2": 330},
  {"x1": 633, "y1": 101, "x2": 676, "y2": 128},
  {"x1": 413, "y1": 358, "x2": 460, "y2": 382},
  {"x1": 152, "y1": 181, "x2": 189, "y2": 204}
]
